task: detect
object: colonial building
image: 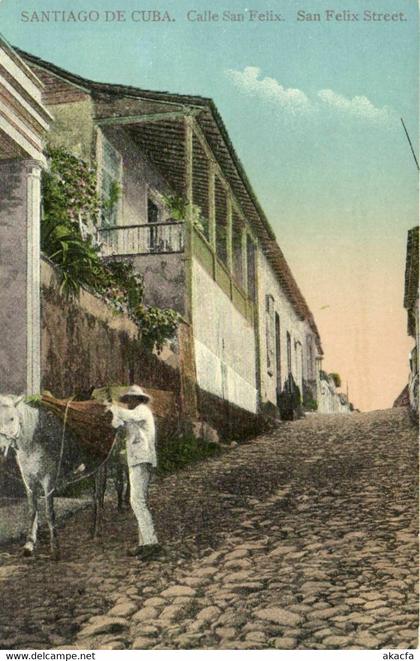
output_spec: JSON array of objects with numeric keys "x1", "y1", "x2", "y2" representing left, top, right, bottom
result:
[
  {"x1": 0, "y1": 36, "x2": 52, "y2": 394},
  {"x1": 17, "y1": 49, "x2": 325, "y2": 434}
]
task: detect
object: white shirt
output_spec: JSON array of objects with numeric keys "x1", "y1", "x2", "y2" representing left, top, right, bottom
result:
[{"x1": 109, "y1": 403, "x2": 157, "y2": 468}]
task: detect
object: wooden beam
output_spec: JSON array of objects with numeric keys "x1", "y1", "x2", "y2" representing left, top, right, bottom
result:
[{"x1": 96, "y1": 110, "x2": 198, "y2": 127}]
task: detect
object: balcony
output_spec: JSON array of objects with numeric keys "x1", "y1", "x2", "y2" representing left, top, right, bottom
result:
[{"x1": 98, "y1": 221, "x2": 185, "y2": 256}]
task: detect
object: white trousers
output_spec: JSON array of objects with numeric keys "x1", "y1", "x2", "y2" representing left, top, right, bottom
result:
[{"x1": 129, "y1": 463, "x2": 158, "y2": 546}]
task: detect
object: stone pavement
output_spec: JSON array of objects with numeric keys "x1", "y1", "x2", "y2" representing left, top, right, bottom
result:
[
  {"x1": 0, "y1": 408, "x2": 418, "y2": 650},
  {"x1": 0, "y1": 497, "x2": 91, "y2": 545}
]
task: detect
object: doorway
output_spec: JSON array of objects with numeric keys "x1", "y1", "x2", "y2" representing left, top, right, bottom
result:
[{"x1": 275, "y1": 312, "x2": 281, "y2": 392}]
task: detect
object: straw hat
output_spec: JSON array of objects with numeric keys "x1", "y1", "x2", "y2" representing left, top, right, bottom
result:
[{"x1": 119, "y1": 385, "x2": 151, "y2": 403}]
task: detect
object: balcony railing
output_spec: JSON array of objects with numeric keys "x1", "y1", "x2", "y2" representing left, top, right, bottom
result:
[{"x1": 98, "y1": 221, "x2": 185, "y2": 256}]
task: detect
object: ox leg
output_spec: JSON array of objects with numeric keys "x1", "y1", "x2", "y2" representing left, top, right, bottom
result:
[
  {"x1": 100, "y1": 464, "x2": 107, "y2": 509},
  {"x1": 115, "y1": 463, "x2": 124, "y2": 512},
  {"x1": 45, "y1": 493, "x2": 60, "y2": 560},
  {"x1": 124, "y1": 466, "x2": 130, "y2": 508},
  {"x1": 92, "y1": 464, "x2": 107, "y2": 538},
  {"x1": 23, "y1": 488, "x2": 38, "y2": 557}
]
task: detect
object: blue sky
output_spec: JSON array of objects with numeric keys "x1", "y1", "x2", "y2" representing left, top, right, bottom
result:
[{"x1": 1, "y1": 0, "x2": 418, "y2": 409}]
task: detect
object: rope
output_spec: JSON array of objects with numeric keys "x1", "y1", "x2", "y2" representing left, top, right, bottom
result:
[
  {"x1": 44, "y1": 396, "x2": 74, "y2": 499},
  {"x1": 43, "y1": 399, "x2": 118, "y2": 499},
  {"x1": 1, "y1": 397, "x2": 118, "y2": 498}
]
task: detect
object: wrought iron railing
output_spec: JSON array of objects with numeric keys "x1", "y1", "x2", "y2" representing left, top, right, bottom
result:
[{"x1": 98, "y1": 221, "x2": 185, "y2": 256}]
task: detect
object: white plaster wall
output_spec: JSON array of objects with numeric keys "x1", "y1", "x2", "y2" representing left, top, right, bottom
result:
[
  {"x1": 317, "y1": 376, "x2": 351, "y2": 414},
  {"x1": 257, "y1": 252, "x2": 309, "y2": 406},
  {"x1": 99, "y1": 127, "x2": 171, "y2": 227},
  {"x1": 192, "y1": 259, "x2": 257, "y2": 413},
  {"x1": 318, "y1": 379, "x2": 337, "y2": 413}
]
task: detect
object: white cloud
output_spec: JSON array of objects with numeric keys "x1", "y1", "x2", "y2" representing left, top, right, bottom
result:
[
  {"x1": 317, "y1": 89, "x2": 392, "y2": 122},
  {"x1": 225, "y1": 66, "x2": 310, "y2": 114},
  {"x1": 225, "y1": 66, "x2": 393, "y2": 123}
]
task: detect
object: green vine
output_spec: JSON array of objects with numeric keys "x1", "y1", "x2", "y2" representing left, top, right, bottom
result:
[
  {"x1": 41, "y1": 146, "x2": 180, "y2": 351},
  {"x1": 101, "y1": 180, "x2": 122, "y2": 225},
  {"x1": 133, "y1": 305, "x2": 180, "y2": 353},
  {"x1": 162, "y1": 193, "x2": 207, "y2": 234},
  {"x1": 42, "y1": 146, "x2": 100, "y2": 225}
]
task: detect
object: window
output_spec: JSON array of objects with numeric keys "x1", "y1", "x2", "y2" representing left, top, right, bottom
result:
[
  {"x1": 246, "y1": 235, "x2": 256, "y2": 300},
  {"x1": 215, "y1": 177, "x2": 228, "y2": 266},
  {"x1": 306, "y1": 335, "x2": 314, "y2": 380},
  {"x1": 266, "y1": 295, "x2": 275, "y2": 375},
  {"x1": 232, "y1": 211, "x2": 244, "y2": 289},
  {"x1": 100, "y1": 135, "x2": 122, "y2": 227}
]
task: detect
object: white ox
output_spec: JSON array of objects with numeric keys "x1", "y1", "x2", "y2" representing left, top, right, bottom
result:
[{"x1": 0, "y1": 395, "x2": 109, "y2": 559}]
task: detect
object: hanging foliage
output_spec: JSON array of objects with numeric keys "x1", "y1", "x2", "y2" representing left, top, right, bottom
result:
[
  {"x1": 133, "y1": 305, "x2": 180, "y2": 353},
  {"x1": 41, "y1": 146, "x2": 179, "y2": 351},
  {"x1": 42, "y1": 146, "x2": 100, "y2": 226}
]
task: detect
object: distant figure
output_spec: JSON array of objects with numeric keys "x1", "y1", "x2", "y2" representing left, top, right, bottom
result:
[
  {"x1": 277, "y1": 374, "x2": 304, "y2": 421},
  {"x1": 108, "y1": 385, "x2": 161, "y2": 560}
]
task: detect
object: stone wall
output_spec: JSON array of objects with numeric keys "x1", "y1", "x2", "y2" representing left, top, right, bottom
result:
[
  {"x1": 40, "y1": 258, "x2": 266, "y2": 442},
  {"x1": 40, "y1": 258, "x2": 181, "y2": 399}
]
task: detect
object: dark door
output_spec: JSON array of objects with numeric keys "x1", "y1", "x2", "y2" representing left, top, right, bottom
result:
[
  {"x1": 275, "y1": 312, "x2": 281, "y2": 392},
  {"x1": 147, "y1": 198, "x2": 159, "y2": 251},
  {"x1": 287, "y1": 331, "x2": 292, "y2": 376}
]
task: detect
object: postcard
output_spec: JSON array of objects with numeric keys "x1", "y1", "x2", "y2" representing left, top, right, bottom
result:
[{"x1": 0, "y1": 0, "x2": 418, "y2": 655}]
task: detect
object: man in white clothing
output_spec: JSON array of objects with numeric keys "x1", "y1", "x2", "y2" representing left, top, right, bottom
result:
[{"x1": 109, "y1": 385, "x2": 161, "y2": 560}]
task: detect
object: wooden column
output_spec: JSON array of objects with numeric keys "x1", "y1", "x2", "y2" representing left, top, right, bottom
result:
[
  {"x1": 184, "y1": 115, "x2": 194, "y2": 222},
  {"x1": 252, "y1": 244, "x2": 263, "y2": 412},
  {"x1": 183, "y1": 114, "x2": 194, "y2": 324},
  {"x1": 226, "y1": 194, "x2": 233, "y2": 273},
  {"x1": 179, "y1": 115, "x2": 198, "y2": 418},
  {"x1": 241, "y1": 227, "x2": 248, "y2": 297}
]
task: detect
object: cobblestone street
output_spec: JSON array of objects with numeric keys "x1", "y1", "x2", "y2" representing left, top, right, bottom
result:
[{"x1": 0, "y1": 408, "x2": 418, "y2": 650}]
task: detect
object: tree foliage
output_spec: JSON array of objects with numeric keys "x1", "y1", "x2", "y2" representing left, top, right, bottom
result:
[{"x1": 329, "y1": 372, "x2": 342, "y2": 388}]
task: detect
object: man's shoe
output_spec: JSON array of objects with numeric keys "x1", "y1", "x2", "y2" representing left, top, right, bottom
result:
[
  {"x1": 127, "y1": 545, "x2": 144, "y2": 557},
  {"x1": 137, "y1": 543, "x2": 162, "y2": 561}
]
